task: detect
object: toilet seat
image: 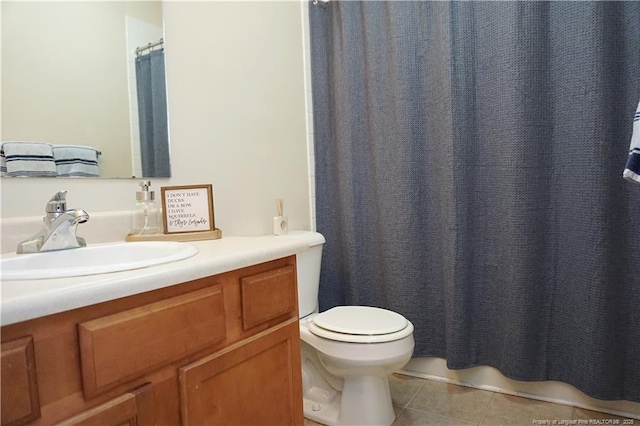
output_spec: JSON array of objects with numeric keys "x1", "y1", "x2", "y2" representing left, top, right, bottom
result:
[{"x1": 309, "y1": 306, "x2": 414, "y2": 343}]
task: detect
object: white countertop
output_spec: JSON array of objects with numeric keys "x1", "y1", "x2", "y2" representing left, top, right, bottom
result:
[{"x1": 0, "y1": 235, "x2": 309, "y2": 326}]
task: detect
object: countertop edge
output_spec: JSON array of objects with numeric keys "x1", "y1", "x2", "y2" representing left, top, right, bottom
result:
[{"x1": 1, "y1": 236, "x2": 310, "y2": 326}]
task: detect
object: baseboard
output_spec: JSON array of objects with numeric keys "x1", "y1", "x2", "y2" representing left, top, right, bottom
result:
[{"x1": 399, "y1": 357, "x2": 640, "y2": 420}]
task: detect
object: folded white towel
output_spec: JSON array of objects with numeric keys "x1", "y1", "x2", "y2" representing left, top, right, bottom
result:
[
  {"x1": 623, "y1": 99, "x2": 640, "y2": 184},
  {"x1": 1, "y1": 150, "x2": 6, "y2": 177},
  {"x1": 53, "y1": 145, "x2": 100, "y2": 177},
  {"x1": 1, "y1": 142, "x2": 57, "y2": 177}
]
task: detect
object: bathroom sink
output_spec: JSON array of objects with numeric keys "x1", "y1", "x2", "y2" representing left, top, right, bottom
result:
[{"x1": 0, "y1": 241, "x2": 199, "y2": 280}]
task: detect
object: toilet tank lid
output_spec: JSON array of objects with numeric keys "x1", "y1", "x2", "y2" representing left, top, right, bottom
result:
[{"x1": 283, "y1": 231, "x2": 326, "y2": 247}]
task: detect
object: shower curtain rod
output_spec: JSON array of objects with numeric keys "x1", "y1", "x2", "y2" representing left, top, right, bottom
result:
[{"x1": 135, "y1": 38, "x2": 163, "y2": 56}]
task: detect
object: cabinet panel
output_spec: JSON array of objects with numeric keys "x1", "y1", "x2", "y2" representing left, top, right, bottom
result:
[
  {"x1": 1, "y1": 256, "x2": 301, "y2": 425},
  {"x1": 56, "y1": 383, "x2": 154, "y2": 426},
  {"x1": 1, "y1": 336, "x2": 40, "y2": 426},
  {"x1": 179, "y1": 319, "x2": 303, "y2": 426},
  {"x1": 79, "y1": 286, "x2": 225, "y2": 397},
  {"x1": 240, "y1": 265, "x2": 296, "y2": 330}
]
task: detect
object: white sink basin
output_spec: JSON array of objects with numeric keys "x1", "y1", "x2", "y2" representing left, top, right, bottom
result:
[{"x1": 0, "y1": 241, "x2": 199, "y2": 280}]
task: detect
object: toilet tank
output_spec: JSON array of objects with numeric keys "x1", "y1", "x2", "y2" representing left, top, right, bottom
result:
[{"x1": 282, "y1": 231, "x2": 325, "y2": 318}]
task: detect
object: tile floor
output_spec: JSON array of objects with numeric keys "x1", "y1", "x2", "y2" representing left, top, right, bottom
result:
[{"x1": 304, "y1": 373, "x2": 637, "y2": 426}]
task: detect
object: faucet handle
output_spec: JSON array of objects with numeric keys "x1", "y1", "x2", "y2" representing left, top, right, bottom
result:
[{"x1": 46, "y1": 190, "x2": 68, "y2": 216}]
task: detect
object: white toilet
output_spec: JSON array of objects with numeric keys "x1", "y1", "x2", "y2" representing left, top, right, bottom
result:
[{"x1": 287, "y1": 231, "x2": 415, "y2": 426}]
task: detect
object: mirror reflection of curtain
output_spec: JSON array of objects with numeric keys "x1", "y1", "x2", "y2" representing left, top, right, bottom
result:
[{"x1": 136, "y1": 49, "x2": 170, "y2": 178}]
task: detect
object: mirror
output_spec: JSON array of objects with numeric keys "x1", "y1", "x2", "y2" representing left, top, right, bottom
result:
[{"x1": 1, "y1": 1, "x2": 170, "y2": 178}]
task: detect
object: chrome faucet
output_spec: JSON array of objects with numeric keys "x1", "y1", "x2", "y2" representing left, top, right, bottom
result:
[{"x1": 17, "y1": 191, "x2": 90, "y2": 254}]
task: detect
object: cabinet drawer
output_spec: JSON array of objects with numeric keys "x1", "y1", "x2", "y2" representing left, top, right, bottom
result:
[
  {"x1": 240, "y1": 266, "x2": 296, "y2": 330},
  {"x1": 79, "y1": 286, "x2": 225, "y2": 397},
  {"x1": 56, "y1": 383, "x2": 154, "y2": 426},
  {"x1": 1, "y1": 336, "x2": 40, "y2": 426}
]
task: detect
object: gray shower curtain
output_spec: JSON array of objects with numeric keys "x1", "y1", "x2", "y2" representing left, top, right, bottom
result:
[
  {"x1": 310, "y1": 1, "x2": 640, "y2": 402},
  {"x1": 136, "y1": 49, "x2": 170, "y2": 178}
]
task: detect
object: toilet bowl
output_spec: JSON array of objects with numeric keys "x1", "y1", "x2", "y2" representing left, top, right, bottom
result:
[
  {"x1": 300, "y1": 307, "x2": 415, "y2": 426},
  {"x1": 286, "y1": 232, "x2": 415, "y2": 426}
]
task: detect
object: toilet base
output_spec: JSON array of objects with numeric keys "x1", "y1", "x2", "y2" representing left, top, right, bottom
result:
[
  {"x1": 303, "y1": 397, "x2": 340, "y2": 425},
  {"x1": 303, "y1": 375, "x2": 396, "y2": 426}
]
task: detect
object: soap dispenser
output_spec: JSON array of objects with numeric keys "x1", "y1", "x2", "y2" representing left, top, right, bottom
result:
[{"x1": 131, "y1": 180, "x2": 161, "y2": 235}]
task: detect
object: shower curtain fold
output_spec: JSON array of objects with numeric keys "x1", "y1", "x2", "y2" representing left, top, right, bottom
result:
[{"x1": 310, "y1": 0, "x2": 640, "y2": 402}]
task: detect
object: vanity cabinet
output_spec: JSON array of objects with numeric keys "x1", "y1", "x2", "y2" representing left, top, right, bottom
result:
[
  {"x1": 1, "y1": 337, "x2": 40, "y2": 425},
  {"x1": 0, "y1": 256, "x2": 303, "y2": 426},
  {"x1": 180, "y1": 321, "x2": 302, "y2": 425},
  {"x1": 56, "y1": 383, "x2": 155, "y2": 426}
]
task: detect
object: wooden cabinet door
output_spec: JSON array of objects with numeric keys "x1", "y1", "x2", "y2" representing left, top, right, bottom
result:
[
  {"x1": 1, "y1": 336, "x2": 40, "y2": 426},
  {"x1": 179, "y1": 319, "x2": 303, "y2": 426},
  {"x1": 55, "y1": 383, "x2": 154, "y2": 426}
]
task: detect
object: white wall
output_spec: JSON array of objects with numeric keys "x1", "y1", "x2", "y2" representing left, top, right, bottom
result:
[
  {"x1": 0, "y1": 1, "x2": 311, "y2": 239},
  {"x1": 300, "y1": 0, "x2": 317, "y2": 232}
]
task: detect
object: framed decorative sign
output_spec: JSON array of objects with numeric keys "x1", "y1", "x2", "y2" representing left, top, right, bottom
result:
[{"x1": 161, "y1": 184, "x2": 215, "y2": 234}]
